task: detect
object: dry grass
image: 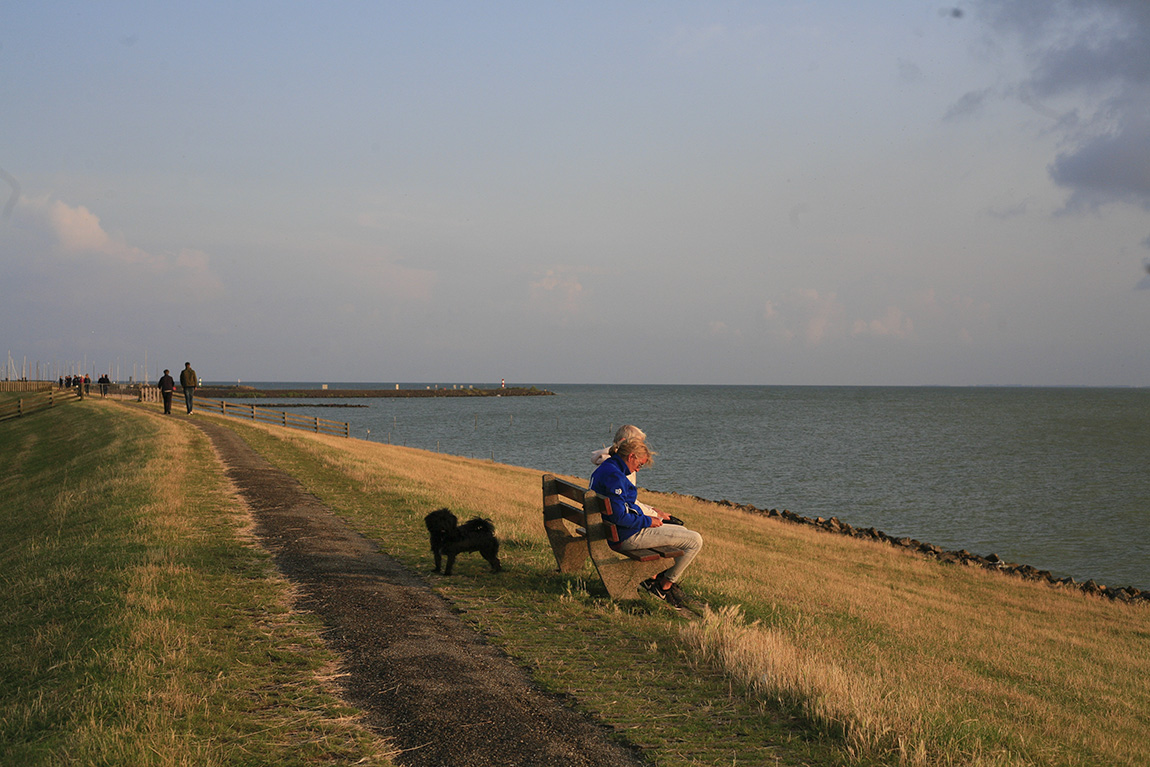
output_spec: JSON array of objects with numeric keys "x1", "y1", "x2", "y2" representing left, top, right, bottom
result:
[
  {"x1": 212, "y1": 415, "x2": 1150, "y2": 767},
  {"x1": 671, "y1": 496, "x2": 1150, "y2": 766},
  {"x1": 1, "y1": 400, "x2": 399, "y2": 766}
]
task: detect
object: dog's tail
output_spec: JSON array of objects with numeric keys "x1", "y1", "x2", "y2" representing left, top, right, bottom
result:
[{"x1": 461, "y1": 517, "x2": 496, "y2": 536}]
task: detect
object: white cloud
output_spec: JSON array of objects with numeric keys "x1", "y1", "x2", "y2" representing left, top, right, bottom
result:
[
  {"x1": 4, "y1": 195, "x2": 224, "y2": 304},
  {"x1": 529, "y1": 268, "x2": 584, "y2": 316},
  {"x1": 763, "y1": 289, "x2": 847, "y2": 347},
  {"x1": 851, "y1": 306, "x2": 914, "y2": 338},
  {"x1": 48, "y1": 199, "x2": 134, "y2": 257}
]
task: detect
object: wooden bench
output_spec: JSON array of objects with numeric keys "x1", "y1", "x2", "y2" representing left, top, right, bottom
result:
[{"x1": 542, "y1": 474, "x2": 683, "y2": 600}]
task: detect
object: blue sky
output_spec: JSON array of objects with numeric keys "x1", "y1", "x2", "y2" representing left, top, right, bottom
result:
[{"x1": 2, "y1": 1, "x2": 1148, "y2": 385}]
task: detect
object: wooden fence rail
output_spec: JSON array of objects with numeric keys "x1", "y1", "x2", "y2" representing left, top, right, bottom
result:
[
  {"x1": 200, "y1": 398, "x2": 350, "y2": 438},
  {"x1": 135, "y1": 386, "x2": 349, "y2": 438},
  {"x1": 0, "y1": 380, "x2": 55, "y2": 393},
  {"x1": 1, "y1": 382, "x2": 349, "y2": 439},
  {"x1": 0, "y1": 388, "x2": 80, "y2": 423}
]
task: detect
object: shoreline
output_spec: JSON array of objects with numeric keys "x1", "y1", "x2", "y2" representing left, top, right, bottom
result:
[
  {"x1": 195, "y1": 385, "x2": 554, "y2": 399},
  {"x1": 673, "y1": 491, "x2": 1147, "y2": 604}
]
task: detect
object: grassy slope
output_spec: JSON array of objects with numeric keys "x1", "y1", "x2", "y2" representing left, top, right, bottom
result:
[
  {"x1": 5, "y1": 397, "x2": 1148, "y2": 766},
  {"x1": 0, "y1": 397, "x2": 396, "y2": 766},
  {"x1": 208, "y1": 412, "x2": 1150, "y2": 767}
]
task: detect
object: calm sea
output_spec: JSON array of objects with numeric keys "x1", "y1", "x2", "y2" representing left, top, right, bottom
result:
[{"x1": 224, "y1": 383, "x2": 1150, "y2": 591}]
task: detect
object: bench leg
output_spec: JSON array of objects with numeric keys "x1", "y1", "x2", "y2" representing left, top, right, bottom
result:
[
  {"x1": 593, "y1": 557, "x2": 672, "y2": 600},
  {"x1": 547, "y1": 532, "x2": 590, "y2": 573}
]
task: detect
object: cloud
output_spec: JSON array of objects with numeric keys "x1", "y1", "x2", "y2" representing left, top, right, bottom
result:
[
  {"x1": 343, "y1": 249, "x2": 438, "y2": 303},
  {"x1": 4, "y1": 195, "x2": 224, "y2": 304},
  {"x1": 707, "y1": 320, "x2": 730, "y2": 336},
  {"x1": 762, "y1": 287, "x2": 997, "y2": 349},
  {"x1": 1138, "y1": 258, "x2": 1150, "y2": 290},
  {"x1": 979, "y1": 0, "x2": 1150, "y2": 209},
  {"x1": 763, "y1": 289, "x2": 847, "y2": 346},
  {"x1": 898, "y1": 58, "x2": 925, "y2": 84},
  {"x1": 852, "y1": 306, "x2": 915, "y2": 338},
  {"x1": 47, "y1": 198, "x2": 145, "y2": 258},
  {"x1": 1049, "y1": 111, "x2": 1150, "y2": 210},
  {"x1": 943, "y1": 88, "x2": 994, "y2": 121},
  {"x1": 529, "y1": 268, "x2": 584, "y2": 316},
  {"x1": 0, "y1": 166, "x2": 19, "y2": 219}
]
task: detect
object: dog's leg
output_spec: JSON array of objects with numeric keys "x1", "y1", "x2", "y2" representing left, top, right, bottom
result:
[
  {"x1": 482, "y1": 543, "x2": 502, "y2": 573},
  {"x1": 443, "y1": 552, "x2": 457, "y2": 576}
]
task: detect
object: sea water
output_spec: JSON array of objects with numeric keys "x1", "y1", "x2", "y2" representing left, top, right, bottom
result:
[{"x1": 226, "y1": 384, "x2": 1150, "y2": 590}]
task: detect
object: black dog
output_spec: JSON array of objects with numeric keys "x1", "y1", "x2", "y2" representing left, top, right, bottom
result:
[{"x1": 424, "y1": 508, "x2": 501, "y2": 575}]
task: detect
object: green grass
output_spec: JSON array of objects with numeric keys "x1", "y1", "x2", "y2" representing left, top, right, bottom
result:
[
  {"x1": 203, "y1": 414, "x2": 1150, "y2": 767},
  {"x1": 0, "y1": 398, "x2": 396, "y2": 766},
  {"x1": 161, "y1": 414, "x2": 838, "y2": 766},
  {"x1": 6, "y1": 395, "x2": 1149, "y2": 766}
]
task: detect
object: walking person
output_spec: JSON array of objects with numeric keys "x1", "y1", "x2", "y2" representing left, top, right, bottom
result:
[
  {"x1": 158, "y1": 369, "x2": 176, "y2": 414},
  {"x1": 180, "y1": 362, "x2": 198, "y2": 414}
]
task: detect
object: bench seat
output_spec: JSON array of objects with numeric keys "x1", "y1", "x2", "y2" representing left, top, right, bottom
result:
[{"x1": 618, "y1": 546, "x2": 685, "y2": 562}]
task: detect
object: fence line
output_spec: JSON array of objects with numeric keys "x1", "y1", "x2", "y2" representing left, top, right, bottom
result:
[
  {"x1": 0, "y1": 381, "x2": 350, "y2": 438},
  {"x1": 0, "y1": 380, "x2": 54, "y2": 393},
  {"x1": 200, "y1": 397, "x2": 350, "y2": 438},
  {"x1": 0, "y1": 388, "x2": 80, "y2": 423},
  {"x1": 135, "y1": 386, "x2": 349, "y2": 438}
]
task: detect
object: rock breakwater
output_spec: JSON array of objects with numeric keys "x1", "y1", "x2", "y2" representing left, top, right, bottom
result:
[{"x1": 676, "y1": 493, "x2": 1147, "y2": 605}]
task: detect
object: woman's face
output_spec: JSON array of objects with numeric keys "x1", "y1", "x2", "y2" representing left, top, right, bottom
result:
[{"x1": 625, "y1": 450, "x2": 649, "y2": 473}]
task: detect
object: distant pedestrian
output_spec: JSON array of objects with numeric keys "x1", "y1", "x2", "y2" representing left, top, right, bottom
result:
[
  {"x1": 180, "y1": 362, "x2": 198, "y2": 414},
  {"x1": 83, "y1": 374, "x2": 91, "y2": 395},
  {"x1": 158, "y1": 369, "x2": 176, "y2": 414},
  {"x1": 98, "y1": 373, "x2": 110, "y2": 397}
]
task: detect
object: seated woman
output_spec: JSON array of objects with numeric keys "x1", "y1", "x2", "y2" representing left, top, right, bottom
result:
[
  {"x1": 591, "y1": 425, "x2": 682, "y2": 524},
  {"x1": 589, "y1": 436, "x2": 702, "y2": 606}
]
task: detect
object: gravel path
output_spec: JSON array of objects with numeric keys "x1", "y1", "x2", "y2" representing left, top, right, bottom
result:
[{"x1": 191, "y1": 418, "x2": 646, "y2": 767}]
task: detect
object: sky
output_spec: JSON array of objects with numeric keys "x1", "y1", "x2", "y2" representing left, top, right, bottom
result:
[{"x1": 2, "y1": 1, "x2": 1149, "y2": 386}]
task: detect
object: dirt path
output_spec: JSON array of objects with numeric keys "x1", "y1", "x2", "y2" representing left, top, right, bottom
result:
[{"x1": 190, "y1": 418, "x2": 645, "y2": 767}]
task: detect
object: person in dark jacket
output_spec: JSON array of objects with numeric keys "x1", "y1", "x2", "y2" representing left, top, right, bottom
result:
[
  {"x1": 590, "y1": 436, "x2": 703, "y2": 606},
  {"x1": 179, "y1": 362, "x2": 198, "y2": 414},
  {"x1": 158, "y1": 369, "x2": 176, "y2": 414}
]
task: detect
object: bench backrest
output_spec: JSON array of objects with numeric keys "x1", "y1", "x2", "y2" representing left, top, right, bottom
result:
[
  {"x1": 542, "y1": 474, "x2": 623, "y2": 569},
  {"x1": 541, "y1": 473, "x2": 685, "y2": 600}
]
